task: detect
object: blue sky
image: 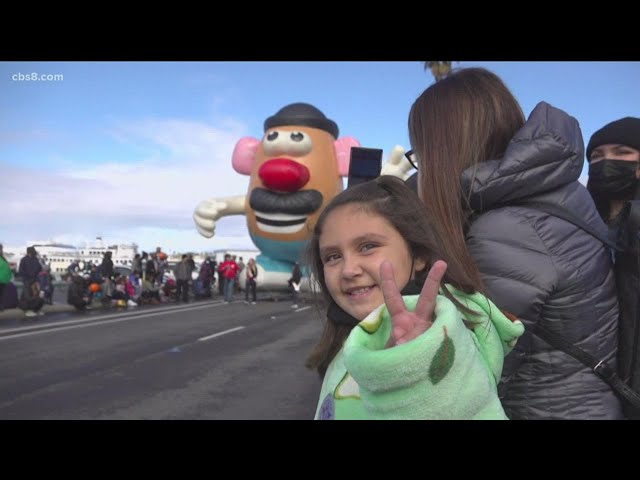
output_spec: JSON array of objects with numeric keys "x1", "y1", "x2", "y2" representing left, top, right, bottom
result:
[{"x1": 1, "y1": 61, "x2": 638, "y2": 253}]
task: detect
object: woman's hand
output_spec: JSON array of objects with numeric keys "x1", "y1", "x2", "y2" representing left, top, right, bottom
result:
[{"x1": 381, "y1": 260, "x2": 448, "y2": 347}]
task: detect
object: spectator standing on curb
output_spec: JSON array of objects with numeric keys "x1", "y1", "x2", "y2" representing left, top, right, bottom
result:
[
  {"x1": 244, "y1": 258, "x2": 258, "y2": 304},
  {"x1": 288, "y1": 261, "x2": 302, "y2": 309}
]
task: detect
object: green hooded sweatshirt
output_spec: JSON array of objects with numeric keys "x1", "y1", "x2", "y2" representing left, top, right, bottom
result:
[{"x1": 315, "y1": 287, "x2": 525, "y2": 420}]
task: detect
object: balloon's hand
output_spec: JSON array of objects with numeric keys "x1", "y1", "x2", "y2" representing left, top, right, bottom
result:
[
  {"x1": 380, "y1": 145, "x2": 414, "y2": 180},
  {"x1": 193, "y1": 199, "x2": 228, "y2": 238},
  {"x1": 381, "y1": 260, "x2": 448, "y2": 347},
  {"x1": 193, "y1": 195, "x2": 246, "y2": 238}
]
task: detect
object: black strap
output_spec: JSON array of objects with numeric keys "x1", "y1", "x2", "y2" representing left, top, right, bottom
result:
[
  {"x1": 485, "y1": 200, "x2": 637, "y2": 409},
  {"x1": 534, "y1": 324, "x2": 640, "y2": 409}
]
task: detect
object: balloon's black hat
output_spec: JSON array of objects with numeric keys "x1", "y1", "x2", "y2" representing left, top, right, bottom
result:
[{"x1": 264, "y1": 103, "x2": 339, "y2": 139}]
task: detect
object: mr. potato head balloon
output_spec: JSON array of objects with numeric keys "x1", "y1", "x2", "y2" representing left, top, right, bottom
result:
[{"x1": 193, "y1": 102, "x2": 360, "y2": 266}]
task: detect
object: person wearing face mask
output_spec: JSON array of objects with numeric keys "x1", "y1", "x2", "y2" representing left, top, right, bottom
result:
[
  {"x1": 586, "y1": 117, "x2": 640, "y2": 227},
  {"x1": 586, "y1": 117, "x2": 640, "y2": 419}
]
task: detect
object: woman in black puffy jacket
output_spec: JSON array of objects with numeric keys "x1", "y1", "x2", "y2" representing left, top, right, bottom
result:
[{"x1": 406, "y1": 67, "x2": 623, "y2": 419}]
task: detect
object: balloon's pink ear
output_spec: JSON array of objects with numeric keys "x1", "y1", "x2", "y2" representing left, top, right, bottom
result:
[
  {"x1": 334, "y1": 136, "x2": 361, "y2": 176},
  {"x1": 232, "y1": 137, "x2": 261, "y2": 175}
]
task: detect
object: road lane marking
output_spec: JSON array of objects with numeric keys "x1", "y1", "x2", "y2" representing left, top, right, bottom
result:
[
  {"x1": 0, "y1": 301, "x2": 226, "y2": 336},
  {"x1": 294, "y1": 306, "x2": 312, "y2": 313},
  {"x1": 197, "y1": 326, "x2": 245, "y2": 342},
  {"x1": 0, "y1": 302, "x2": 229, "y2": 341}
]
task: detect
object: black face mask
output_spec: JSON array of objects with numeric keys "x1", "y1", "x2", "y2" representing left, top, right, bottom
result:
[{"x1": 588, "y1": 159, "x2": 639, "y2": 200}]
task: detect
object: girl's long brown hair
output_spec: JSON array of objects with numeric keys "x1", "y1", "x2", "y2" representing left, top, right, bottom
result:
[
  {"x1": 305, "y1": 175, "x2": 485, "y2": 377},
  {"x1": 409, "y1": 67, "x2": 526, "y2": 293}
]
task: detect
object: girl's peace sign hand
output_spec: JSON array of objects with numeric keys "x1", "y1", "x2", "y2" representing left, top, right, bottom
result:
[{"x1": 381, "y1": 260, "x2": 448, "y2": 348}]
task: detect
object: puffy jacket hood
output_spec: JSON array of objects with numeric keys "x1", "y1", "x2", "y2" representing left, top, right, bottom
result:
[{"x1": 461, "y1": 102, "x2": 584, "y2": 211}]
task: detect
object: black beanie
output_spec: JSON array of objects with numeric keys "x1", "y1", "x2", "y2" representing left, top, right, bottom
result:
[
  {"x1": 264, "y1": 103, "x2": 339, "y2": 139},
  {"x1": 586, "y1": 117, "x2": 640, "y2": 161}
]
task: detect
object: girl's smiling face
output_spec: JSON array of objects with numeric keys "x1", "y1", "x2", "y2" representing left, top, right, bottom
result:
[{"x1": 319, "y1": 204, "x2": 425, "y2": 321}]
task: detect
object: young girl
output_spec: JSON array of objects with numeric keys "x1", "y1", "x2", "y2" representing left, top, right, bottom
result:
[{"x1": 306, "y1": 175, "x2": 524, "y2": 420}]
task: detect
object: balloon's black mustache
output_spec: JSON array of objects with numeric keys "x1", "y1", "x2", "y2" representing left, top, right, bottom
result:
[{"x1": 249, "y1": 188, "x2": 323, "y2": 214}]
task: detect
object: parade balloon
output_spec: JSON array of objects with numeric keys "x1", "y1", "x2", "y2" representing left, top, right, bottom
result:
[{"x1": 193, "y1": 103, "x2": 361, "y2": 288}]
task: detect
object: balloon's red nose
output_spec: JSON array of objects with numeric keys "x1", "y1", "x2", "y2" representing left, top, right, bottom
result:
[{"x1": 258, "y1": 158, "x2": 310, "y2": 192}]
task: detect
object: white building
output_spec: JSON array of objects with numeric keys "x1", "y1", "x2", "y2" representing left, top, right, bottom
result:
[{"x1": 5, "y1": 237, "x2": 138, "y2": 277}]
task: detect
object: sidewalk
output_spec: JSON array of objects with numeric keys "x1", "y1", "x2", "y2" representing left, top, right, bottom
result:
[{"x1": 0, "y1": 303, "x2": 76, "y2": 321}]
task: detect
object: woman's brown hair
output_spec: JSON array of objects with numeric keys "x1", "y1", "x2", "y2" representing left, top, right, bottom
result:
[
  {"x1": 408, "y1": 67, "x2": 526, "y2": 291},
  {"x1": 305, "y1": 175, "x2": 485, "y2": 377}
]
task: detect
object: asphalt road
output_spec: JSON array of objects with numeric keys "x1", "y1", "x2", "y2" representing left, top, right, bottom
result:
[{"x1": 0, "y1": 298, "x2": 324, "y2": 419}]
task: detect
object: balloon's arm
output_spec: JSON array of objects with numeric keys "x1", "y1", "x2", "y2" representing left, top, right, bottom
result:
[{"x1": 219, "y1": 195, "x2": 246, "y2": 215}]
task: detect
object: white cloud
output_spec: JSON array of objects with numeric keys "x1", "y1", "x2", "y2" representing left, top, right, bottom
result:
[{"x1": 1, "y1": 117, "x2": 259, "y2": 252}]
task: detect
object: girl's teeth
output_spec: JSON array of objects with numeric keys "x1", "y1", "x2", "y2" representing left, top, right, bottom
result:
[{"x1": 351, "y1": 287, "x2": 370, "y2": 295}]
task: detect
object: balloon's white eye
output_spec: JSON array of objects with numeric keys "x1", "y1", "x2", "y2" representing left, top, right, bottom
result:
[{"x1": 263, "y1": 130, "x2": 313, "y2": 156}]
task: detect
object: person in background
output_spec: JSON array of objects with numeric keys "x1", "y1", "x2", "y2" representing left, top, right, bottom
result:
[
  {"x1": 306, "y1": 176, "x2": 524, "y2": 420},
  {"x1": 288, "y1": 262, "x2": 302, "y2": 309},
  {"x1": 175, "y1": 254, "x2": 193, "y2": 303},
  {"x1": 586, "y1": 117, "x2": 640, "y2": 227},
  {"x1": 162, "y1": 277, "x2": 176, "y2": 301},
  {"x1": 145, "y1": 252, "x2": 157, "y2": 285},
  {"x1": 197, "y1": 259, "x2": 212, "y2": 298},
  {"x1": 140, "y1": 251, "x2": 149, "y2": 281},
  {"x1": 187, "y1": 254, "x2": 196, "y2": 272},
  {"x1": 110, "y1": 275, "x2": 137, "y2": 307},
  {"x1": 100, "y1": 251, "x2": 114, "y2": 305},
  {"x1": 155, "y1": 247, "x2": 167, "y2": 283},
  {"x1": 407, "y1": 66, "x2": 622, "y2": 419},
  {"x1": 128, "y1": 271, "x2": 142, "y2": 300},
  {"x1": 132, "y1": 253, "x2": 142, "y2": 276},
  {"x1": 244, "y1": 258, "x2": 258, "y2": 304},
  {"x1": 19, "y1": 246, "x2": 41, "y2": 288},
  {"x1": 67, "y1": 259, "x2": 80, "y2": 280},
  {"x1": 585, "y1": 116, "x2": 640, "y2": 419},
  {"x1": 204, "y1": 257, "x2": 217, "y2": 294},
  {"x1": 219, "y1": 254, "x2": 238, "y2": 303},
  {"x1": 217, "y1": 258, "x2": 225, "y2": 296},
  {"x1": 0, "y1": 244, "x2": 12, "y2": 311},
  {"x1": 236, "y1": 256, "x2": 245, "y2": 293},
  {"x1": 37, "y1": 265, "x2": 54, "y2": 305},
  {"x1": 67, "y1": 275, "x2": 91, "y2": 311},
  {"x1": 139, "y1": 276, "x2": 161, "y2": 305},
  {"x1": 19, "y1": 280, "x2": 45, "y2": 318},
  {"x1": 18, "y1": 246, "x2": 43, "y2": 317}
]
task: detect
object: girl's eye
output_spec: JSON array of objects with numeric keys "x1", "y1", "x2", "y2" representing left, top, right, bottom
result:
[
  {"x1": 360, "y1": 243, "x2": 377, "y2": 252},
  {"x1": 324, "y1": 254, "x2": 340, "y2": 264}
]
